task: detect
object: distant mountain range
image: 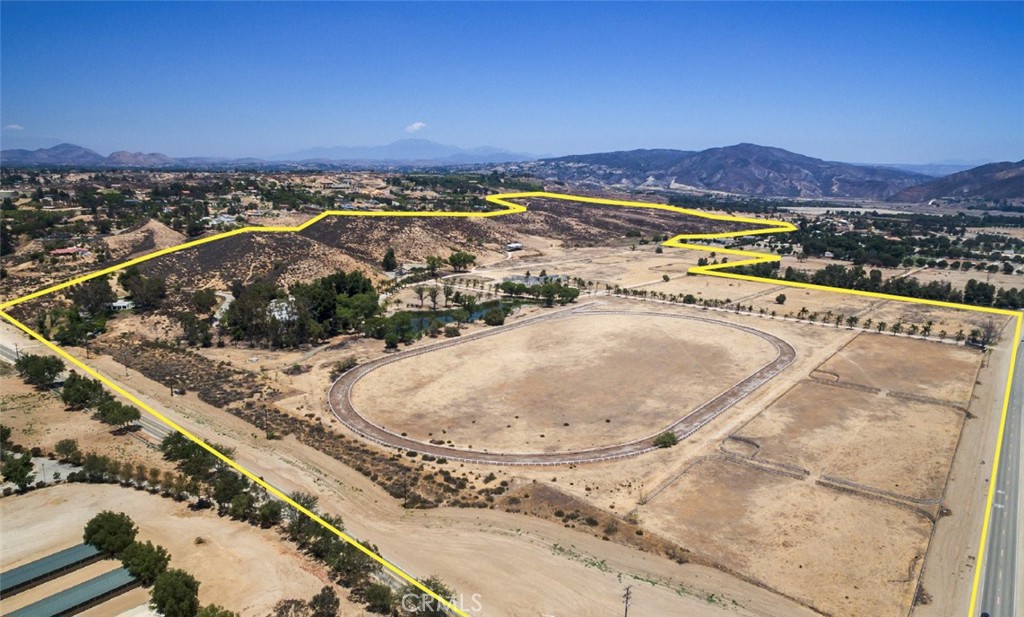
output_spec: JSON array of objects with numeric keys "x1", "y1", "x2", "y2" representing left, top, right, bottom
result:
[
  {"x1": 2, "y1": 141, "x2": 1020, "y2": 201},
  {"x1": 521, "y1": 144, "x2": 1023, "y2": 201},
  {"x1": 0, "y1": 139, "x2": 533, "y2": 169},
  {"x1": 525, "y1": 143, "x2": 932, "y2": 199}
]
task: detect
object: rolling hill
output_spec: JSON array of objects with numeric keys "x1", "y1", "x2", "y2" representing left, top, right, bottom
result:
[
  {"x1": 528, "y1": 143, "x2": 932, "y2": 199},
  {"x1": 888, "y1": 160, "x2": 1024, "y2": 202}
]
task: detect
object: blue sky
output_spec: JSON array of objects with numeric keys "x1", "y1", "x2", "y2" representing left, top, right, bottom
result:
[{"x1": 1, "y1": 2, "x2": 1021, "y2": 163}]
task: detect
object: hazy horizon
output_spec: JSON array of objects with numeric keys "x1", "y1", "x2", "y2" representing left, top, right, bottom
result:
[{"x1": 2, "y1": 2, "x2": 1022, "y2": 164}]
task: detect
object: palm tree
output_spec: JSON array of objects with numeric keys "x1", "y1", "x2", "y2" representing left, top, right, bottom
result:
[
  {"x1": 922, "y1": 321, "x2": 934, "y2": 337},
  {"x1": 877, "y1": 321, "x2": 887, "y2": 333},
  {"x1": 863, "y1": 318, "x2": 873, "y2": 330},
  {"x1": 846, "y1": 315, "x2": 859, "y2": 329},
  {"x1": 891, "y1": 322, "x2": 903, "y2": 336},
  {"x1": 427, "y1": 286, "x2": 439, "y2": 310},
  {"x1": 908, "y1": 324, "x2": 919, "y2": 336}
]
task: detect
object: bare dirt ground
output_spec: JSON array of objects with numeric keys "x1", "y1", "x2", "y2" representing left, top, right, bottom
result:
[
  {"x1": 817, "y1": 333, "x2": 983, "y2": 406},
  {"x1": 640, "y1": 457, "x2": 932, "y2": 617},
  {"x1": 0, "y1": 484, "x2": 342, "y2": 617},
  {"x1": 908, "y1": 264, "x2": 1024, "y2": 290},
  {"x1": 351, "y1": 312, "x2": 776, "y2": 453},
  {"x1": 731, "y1": 380, "x2": 965, "y2": 501},
  {"x1": 102, "y1": 219, "x2": 186, "y2": 261}
]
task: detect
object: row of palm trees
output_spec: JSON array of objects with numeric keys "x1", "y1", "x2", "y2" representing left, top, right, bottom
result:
[{"x1": 608, "y1": 286, "x2": 971, "y2": 343}]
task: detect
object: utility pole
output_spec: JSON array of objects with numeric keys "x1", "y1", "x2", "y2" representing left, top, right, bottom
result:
[{"x1": 623, "y1": 585, "x2": 632, "y2": 617}]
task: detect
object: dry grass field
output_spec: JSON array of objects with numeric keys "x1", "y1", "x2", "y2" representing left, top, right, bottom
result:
[
  {"x1": 350, "y1": 311, "x2": 777, "y2": 453},
  {"x1": 731, "y1": 380, "x2": 965, "y2": 501},
  {"x1": 640, "y1": 457, "x2": 932, "y2": 617},
  {"x1": 817, "y1": 333, "x2": 982, "y2": 406}
]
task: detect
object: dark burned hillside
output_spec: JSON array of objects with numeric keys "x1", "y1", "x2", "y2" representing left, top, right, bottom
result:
[
  {"x1": 139, "y1": 232, "x2": 373, "y2": 289},
  {"x1": 137, "y1": 198, "x2": 727, "y2": 289},
  {"x1": 499, "y1": 197, "x2": 741, "y2": 241}
]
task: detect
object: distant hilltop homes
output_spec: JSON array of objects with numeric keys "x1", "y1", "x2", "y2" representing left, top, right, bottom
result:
[{"x1": 48, "y1": 246, "x2": 91, "y2": 258}]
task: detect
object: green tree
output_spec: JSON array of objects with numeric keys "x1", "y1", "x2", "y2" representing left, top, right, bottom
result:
[
  {"x1": 178, "y1": 313, "x2": 212, "y2": 347},
  {"x1": 97, "y1": 399, "x2": 142, "y2": 430},
  {"x1": 121, "y1": 540, "x2": 171, "y2": 585},
  {"x1": 151, "y1": 569, "x2": 201, "y2": 617},
  {"x1": 61, "y1": 372, "x2": 107, "y2": 409},
  {"x1": 654, "y1": 432, "x2": 679, "y2": 448},
  {"x1": 55, "y1": 438, "x2": 81, "y2": 463},
  {"x1": 381, "y1": 248, "x2": 398, "y2": 271},
  {"x1": 83, "y1": 511, "x2": 137, "y2": 555},
  {"x1": 425, "y1": 255, "x2": 444, "y2": 277},
  {"x1": 775, "y1": 294, "x2": 786, "y2": 305},
  {"x1": 197, "y1": 606, "x2": 239, "y2": 617},
  {"x1": 1, "y1": 452, "x2": 35, "y2": 490},
  {"x1": 191, "y1": 289, "x2": 219, "y2": 315},
  {"x1": 364, "y1": 583, "x2": 393, "y2": 614},
  {"x1": 308, "y1": 586, "x2": 339, "y2": 617},
  {"x1": 70, "y1": 276, "x2": 115, "y2": 316},
  {"x1": 257, "y1": 500, "x2": 284, "y2": 528},
  {"x1": 212, "y1": 469, "x2": 249, "y2": 505},
  {"x1": 401, "y1": 576, "x2": 454, "y2": 617},
  {"x1": 447, "y1": 251, "x2": 476, "y2": 272},
  {"x1": 14, "y1": 354, "x2": 64, "y2": 387},
  {"x1": 426, "y1": 286, "x2": 439, "y2": 310},
  {"x1": 121, "y1": 269, "x2": 167, "y2": 311},
  {"x1": 483, "y1": 308, "x2": 505, "y2": 326}
]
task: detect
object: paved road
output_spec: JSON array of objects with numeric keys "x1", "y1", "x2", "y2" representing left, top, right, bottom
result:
[
  {"x1": 135, "y1": 413, "x2": 173, "y2": 442},
  {"x1": 978, "y1": 332, "x2": 1024, "y2": 617},
  {"x1": 0, "y1": 343, "x2": 18, "y2": 363},
  {"x1": 328, "y1": 304, "x2": 795, "y2": 465}
]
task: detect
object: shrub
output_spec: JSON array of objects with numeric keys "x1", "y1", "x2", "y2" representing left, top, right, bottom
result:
[
  {"x1": 483, "y1": 308, "x2": 505, "y2": 326},
  {"x1": 654, "y1": 432, "x2": 679, "y2": 448}
]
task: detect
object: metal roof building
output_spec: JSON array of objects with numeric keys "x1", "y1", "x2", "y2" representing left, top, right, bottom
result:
[
  {"x1": 0, "y1": 544, "x2": 102, "y2": 596},
  {"x1": 7, "y1": 567, "x2": 138, "y2": 617}
]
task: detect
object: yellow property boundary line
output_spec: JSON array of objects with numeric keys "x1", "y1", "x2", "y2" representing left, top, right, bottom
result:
[{"x1": 0, "y1": 191, "x2": 1018, "y2": 616}]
